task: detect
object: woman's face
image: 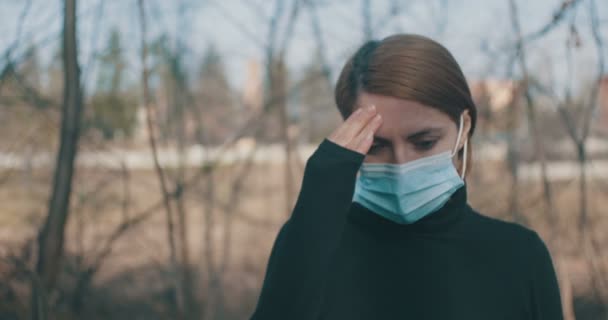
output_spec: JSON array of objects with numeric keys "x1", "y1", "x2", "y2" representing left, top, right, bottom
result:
[{"x1": 356, "y1": 92, "x2": 471, "y2": 166}]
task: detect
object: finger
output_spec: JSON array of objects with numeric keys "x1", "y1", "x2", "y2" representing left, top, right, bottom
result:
[
  {"x1": 330, "y1": 104, "x2": 377, "y2": 144},
  {"x1": 328, "y1": 107, "x2": 365, "y2": 144},
  {"x1": 350, "y1": 114, "x2": 382, "y2": 153},
  {"x1": 349, "y1": 114, "x2": 383, "y2": 154},
  {"x1": 341, "y1": 104, "x2": 377, "y2": 140}
]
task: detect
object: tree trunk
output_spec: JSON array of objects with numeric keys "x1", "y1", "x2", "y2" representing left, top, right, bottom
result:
[
  {"x1": 202, "y1": 168, "x2": 218, "y2": 320},
  {"x1": 32, "y1": 0, "x2": 83, "y2": 318},
  {"x1": 175, "y1": 80, "x2": 193, "y2": 319},
  {"x1": 505, "y1": 84, "x2": 528, "y2": 225},
  {"x1": 556, "y1": 255, "x2": 576, "y2": 320},
  {"x1": 576, "y1": 143, "x2": 587, "y2": 240},
  {"x1": 137, "y1": 0, "x2": 183, "y2": 317},
  {"x1": 577, "y1": 143, "x2": 608, "y2": 310},
  {"x1": 272, "y1": 59, "x2": 294, "y2": 215},
  {"x1": 509, "y1": 2, "x2": 574, "y2": 318}
]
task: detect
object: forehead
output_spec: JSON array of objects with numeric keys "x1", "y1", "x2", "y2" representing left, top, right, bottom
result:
[{"x1": 356, "y1": 92, "x2": 454, "y2": 135}]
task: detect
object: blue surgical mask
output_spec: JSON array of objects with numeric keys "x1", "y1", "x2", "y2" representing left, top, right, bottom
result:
[{"x1": 353, "y1": 114, "x2": 469, "y2": 224}]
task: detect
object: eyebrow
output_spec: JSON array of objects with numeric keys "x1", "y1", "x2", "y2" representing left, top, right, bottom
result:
[
  {"x1": 372, "y1": 127, "x2": 445, "y2": 143},
  {"x1": 406, "y1": 127, "x2": 445, "y2": 140}
]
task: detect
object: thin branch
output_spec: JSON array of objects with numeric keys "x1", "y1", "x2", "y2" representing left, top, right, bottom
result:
[
  {"x1": 521, "y1": 0, "x2": 583, "y2": 43},
  {"x1": 81, "y1": 0, "x2": 106, "y2": 91},
  {"x1": 137, "y1": 0, "x2": 183, "y2": 316},
  {"x1": 207, "y1": 0, "x2": 266, "y2": 49},
  {"x1": 371, "y1": 0, "x2": 404, "y2": 35},
  {"x1": 304, "y1": 0, "x2": 333, "y2": 83},
  {"x1": 278, "y1": 0, "x2": 301, "y2": 58},
  {"x1": 509, "y1": 0, "x2": 557, "y2": 224},
  {"x1": 580, "y1": 0, "x2": 606, "y2": 140},
  {"x1": 265, "y1": 0, "x2": 286, "y2": 66}
]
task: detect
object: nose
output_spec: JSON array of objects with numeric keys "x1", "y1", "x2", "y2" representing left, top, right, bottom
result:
[{"x1": 392, "y1": 142, "x2": 412, "y2": 164}]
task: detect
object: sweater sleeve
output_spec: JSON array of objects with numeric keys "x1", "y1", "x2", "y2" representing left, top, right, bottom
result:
[
  {"x1": 250, "y1": 139, "x2": 365, "y2": 320},
  {"x1": 530, "y1": 232, "x2": 564, "y2": 320}
]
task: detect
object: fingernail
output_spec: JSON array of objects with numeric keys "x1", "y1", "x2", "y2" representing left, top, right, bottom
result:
[
  {"x1": 367, "y1": 104, "x2": 376, "y2": 112},
  {"x1": 374, "y1": 114, "x2": 382, "y2": 121}
]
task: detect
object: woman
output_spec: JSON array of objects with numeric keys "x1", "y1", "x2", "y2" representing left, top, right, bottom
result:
[{"x1": 250, "y1": 34, "x2": 563, "y2": 320}]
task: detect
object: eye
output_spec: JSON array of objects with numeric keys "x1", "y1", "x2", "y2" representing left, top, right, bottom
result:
[
  {"x1": 368, "y1": 142, "x2": 384, "y2": 154},
  {"x1": 414, "y1": 140, "x2": 437, "y2": 151}
]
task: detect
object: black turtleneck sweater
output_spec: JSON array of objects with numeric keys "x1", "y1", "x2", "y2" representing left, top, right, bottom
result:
[{"x1": 250, "y1": 139, "x2": 563, "y2": 320}]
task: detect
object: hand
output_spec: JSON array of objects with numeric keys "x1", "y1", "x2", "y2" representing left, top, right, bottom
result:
[{"x1": 328, "y1": 104, "x2": 383, "y2": 155}]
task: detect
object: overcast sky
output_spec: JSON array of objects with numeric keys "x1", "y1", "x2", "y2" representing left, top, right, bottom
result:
[{"x1": 0, "y1": 0, "x2": 606, "y2": 92}]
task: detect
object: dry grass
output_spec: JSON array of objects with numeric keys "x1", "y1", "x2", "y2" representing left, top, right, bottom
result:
[{"x1": 0, "y1": 157, "x2": 607, "y2": 318}]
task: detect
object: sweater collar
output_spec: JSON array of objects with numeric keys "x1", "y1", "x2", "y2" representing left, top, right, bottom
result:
[{"x1": 349, "y1": 185, "x2": 470, "y2": 235}]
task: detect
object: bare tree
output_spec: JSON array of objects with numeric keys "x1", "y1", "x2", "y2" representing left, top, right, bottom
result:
[
  {"x1": 32, "y1": 0, "x2": 83, "y2": 318},
  {"x1": 551, "y1": 0, "x2": 608, "y2": 309},
  {"x1": 168, "y1": 10, "x2": 196, "y2": 314},
  {"x1": 509, "y1": 0, "x2": 556, "y2": 228},
  {"x1": 508, "y1": 1, "x2": 581, "y2": 319},
  {"x1": 304, "y1": 0, "x2": 333, "y2": 83},
  {"x1": 264, "y1": 0, "x2": 301, "y2": 216},
  {"x1": 137, "y1": 0, "x2": 184, "y2": 317}
]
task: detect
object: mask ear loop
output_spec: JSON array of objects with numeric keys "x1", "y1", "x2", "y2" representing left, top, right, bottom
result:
[
  {"x1": 451, "y1": 114, "x2": 468, "y2": 180},
  {"x1": 461, "y1": 139, "x2": 468, "y2": 179},
  {"x1": 451, "y1": 114, "x2": 464, "y2": 157}
]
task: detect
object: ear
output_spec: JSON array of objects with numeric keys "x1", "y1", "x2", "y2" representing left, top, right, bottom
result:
[{"x1": 458, "y1": 109, "x2": 472, "y2": 152}]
